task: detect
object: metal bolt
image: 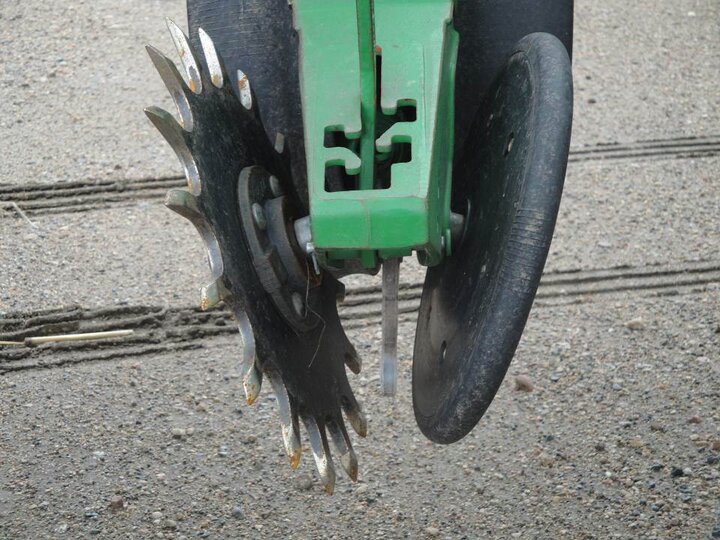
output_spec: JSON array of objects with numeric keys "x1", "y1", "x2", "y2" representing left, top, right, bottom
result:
[
  {"x1": 269, "y1": 175, "x2": 283, "y2": 197},
  {"x1": 292, "y1": 292, "x2": 305, "y2": 317},
  {"x1": 251, "y1": 203, "x2": 267, "y2": 230}
]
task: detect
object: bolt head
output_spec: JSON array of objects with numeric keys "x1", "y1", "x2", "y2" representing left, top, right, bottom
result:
[{"x1": 251, "y1": 203, "x2": 267, "y2": 230}]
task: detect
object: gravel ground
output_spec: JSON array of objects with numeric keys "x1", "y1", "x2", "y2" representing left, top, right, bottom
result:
[{"x1": 0, "y1": 291, "x2": 718, "y2": 539}]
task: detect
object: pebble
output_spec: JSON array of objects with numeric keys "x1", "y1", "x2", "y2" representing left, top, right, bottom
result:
[
  {"x1": 161, "y1": 519, "x2": 178, "y2": 530},
  {"x1": 711, "y1": 440, "x2": 720, "y2": 451},
  {"x1": 538, "y1": 452, "x2": 555, "y2": 467},
  {"x1": 151, "y1": 511, "x2": 163, "y2": 521},
  {"x1": 629, "y1": 437, "x2": 644, "y2": 449},
  {"x1": 650, "y1": 422, "x2": 666, "y2": 432},
  {"x1": 232, "y1": 506, "x2": 243, "y2": 519},
  {"x1": 670, "y1": 467, "x2": 684, "y2": 478},
  {"x1": 171, "y1": 428, "x2": 186, "y2": 439},
  {"x1": 296, "y1": 474, "x2": 314, "y2": 491},
  {"x1": 425, "y1": 526, "x2": 440, "y2": 537},
  {"x1": 624, "y1": 318, "x2": 645, "y2": 330},
  {"x1": 711, "y1": 525, "x2": 720, "y2": 538},
  {"x1": 218, "y1": 446, "x2": 229, "y2": 457},
  {"x1": 514, "y1": 375, "x2": 534, "y2": 392},
  {"x1": 109, "y1": 495, "x2": 124, "y2": 512},
  {"x1": 687, "y1": 415, "x2": 701, "y2": 424}
]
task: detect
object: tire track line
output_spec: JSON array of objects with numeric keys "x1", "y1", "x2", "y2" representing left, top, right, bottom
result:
[
  {"x1": 1, "y1": 260, "x2": 718, "y2": 373},
  {"x1": 1, "y1": 135, "x2": 718, "y2": 218}
]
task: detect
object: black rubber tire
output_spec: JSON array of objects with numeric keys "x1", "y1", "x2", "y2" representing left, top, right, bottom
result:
[
  {"x1": 412, "y1": 33, "x2": 573, "y2": 444},
  {"x1": 455, "y1": 0, "x2": 574, "y2": 151}
]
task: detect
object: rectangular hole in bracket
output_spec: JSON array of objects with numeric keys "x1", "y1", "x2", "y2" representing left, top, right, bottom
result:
[{"x1": 325, "y1": 165, "x2": 359, "y2": 192}]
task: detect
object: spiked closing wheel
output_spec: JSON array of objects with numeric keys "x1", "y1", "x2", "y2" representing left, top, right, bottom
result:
[
  {"x1": 412, "y1": 33, "x2": 573, "y2": 443},
  {"x1": 146, "y1": 20, "x2": 365, "y2": 494}
]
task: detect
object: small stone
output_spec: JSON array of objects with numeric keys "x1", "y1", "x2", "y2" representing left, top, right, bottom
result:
[
  {"x1": 425, "y1": 526, "x2": 440, "y2": 537},
  {"x1": 670, "y1": 467, "x2": 684, "y2": 478},
  {"x1": 711, "y1": 439, "x2": 720, "y2": 451},
  {"x1": 296, "y1": 474, "x2": 313, "y2": 491},
  {"x1": 232, "y1": 506, "x2": 243, "y2": 519},
  {"x1": 55, "y1": 523, "x2": 69, "y2": 533},
  {"x1": 711, "y1": 525, "x2": 720, "y2": 538},
  {"x1": 706, "y1": 455, "x2": 718, "y2": 465},
  {"x1": 594, "y1": 442, "x2": 606, "y2": 452},
  {"x1": 161, "y1": 519, "x2": 178, "y2": 530},
  {"x1": 151, "y1": 511, "x2": 163, "y2": 521},
  {"x1": 171, "y1": 428, "x2": 186, "y2": 439},
  {"x1": 629, "y1": 437, "x2": 644, "y2": 449},
  {"x1": 514, "y1": 375, "x2": 534, "y2": 392},
  {"x1": 687, "y1": 415, "x2": 701, "y2": 424},
  {"x1": 624, "y1": 318, "x2": 645, "y2": 330},
  {"x1": 538, "y1": 452, "x2": 555, "y2": 467},
  {"x1": 682, "y1": 467, "x2": 693, "y2": 476},
  {"x1": 109, "y1": 495, "x2": 124, "y2": 512},
  {"x1": 650, "y1": 422, "x2": 666, "y2": 433},
  {"x1": 218, "y1": 446, "x2": 229, "y2": 457},
  {"x1": 199, "y1": 519, "x2": 211, "y2": 529}
]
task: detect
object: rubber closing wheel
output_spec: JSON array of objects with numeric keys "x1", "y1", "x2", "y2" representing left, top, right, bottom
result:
[{"x1": 412, "y1": 33, "x2": 573, "y2": 444}]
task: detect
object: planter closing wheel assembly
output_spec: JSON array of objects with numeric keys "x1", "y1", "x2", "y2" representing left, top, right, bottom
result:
[{"x1": 146, "y1": 0, "x2": 573, "y2": 492}]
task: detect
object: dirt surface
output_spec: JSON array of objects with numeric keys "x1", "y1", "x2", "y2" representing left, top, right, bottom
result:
[{"x1": 1, "y1": 0, "x2": 719, "y2": 539}]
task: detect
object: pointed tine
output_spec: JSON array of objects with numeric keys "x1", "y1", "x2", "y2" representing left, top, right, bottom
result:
[
  {"x1": 341, "y1": 396, "x2": 368, "y2": 438},
  {"x1": 302, "y1": 416, "x2": 336, "y2": 494},
  {"x1": 267, "y1": 374, "x2": 302, "y2": 469},
  {"x1": 243, "y1": 363, "x2": 263, "y2": 405},
  {"x1": 344, "y1": 350, "x2": 362, "y2": 375},
  {"x1": 164, "y1": 188, "x2": 201, "y2": 219},
  {"x1": 166, "y1": 18, "x2": 202, "y2": 93},
  {"x1": 198, "y1": 27, "x2": 227, "y2": 88},
  {"x1": 234, "y1": 307, "x2": 256, "y2": 373},
  {"x1": 327, "y1": 420, "x2": 358, "y2": 482},
  {"x1": 236, "y1": 69, "x2": 253, "y2": 110},
  {"x1": 200, "y1": 278, "x2": 227, "y2": 311},
  {"x1": 145, "y1": 45, "x2": 194, "y2": 130},
  {"x1": 145, "y1": 106, "x2": 201, "y2": 193}
]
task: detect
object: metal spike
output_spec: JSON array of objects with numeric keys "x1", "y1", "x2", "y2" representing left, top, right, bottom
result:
[
  {"x1": 236, "y1": 70, "x2": 253, "y2": 110},
  {"x1": 144, "y1": 106, "x2": 201, "y2": 194},
  {"x1": 267, "y1": 374, "x2": 302, "y2": 468},
  {"x1": 234, "y1": 307, "x2": 263, "y2": 406},
  {"x1": 344, "y1": 350, "x2": 362, "y2": 375},
  {"x1": 145, "y1": 45, "x2": 194, "y2": 130},
  {"x1": 166, "y1": 19, "x2": 202, "y2": 94},
  {"x1": 198, "y1": 28, "x2": 224, "y2": 88},
  {"x1": 164, "y1": 188, "x2": 201, "y2": 219},
  {"x1": 243, "y1": 363, "x2": 263, "y2": 405},
  {"x1": 302, "y1": 416, "x2": 336, "y2": 494},
  {"x1": 234, "y1": 307, "x2": 256, "y2": 370},
  {"x1": 342, "y1": 398, "x2": 368, "y2": 438},
  {"x1": 200, "y1": 278, "x2": 227, "y2": 310},
  {"x1": 327, "y1": 420, "x2": 358, "y2": 481}
]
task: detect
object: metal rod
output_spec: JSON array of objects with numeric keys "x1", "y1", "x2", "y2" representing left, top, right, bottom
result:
[{"x1": 381, "y1": 257, "x2": 400, "y2": 395}]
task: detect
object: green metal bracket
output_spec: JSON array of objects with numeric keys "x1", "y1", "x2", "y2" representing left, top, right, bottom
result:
[{"x1": 292, "y1": 0, "x2": 458, "y2": 268}]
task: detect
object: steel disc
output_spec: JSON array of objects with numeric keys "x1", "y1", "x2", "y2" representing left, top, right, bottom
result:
[{"x1": 412, "y1": 33, "x2": 573, "y2": 444}]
